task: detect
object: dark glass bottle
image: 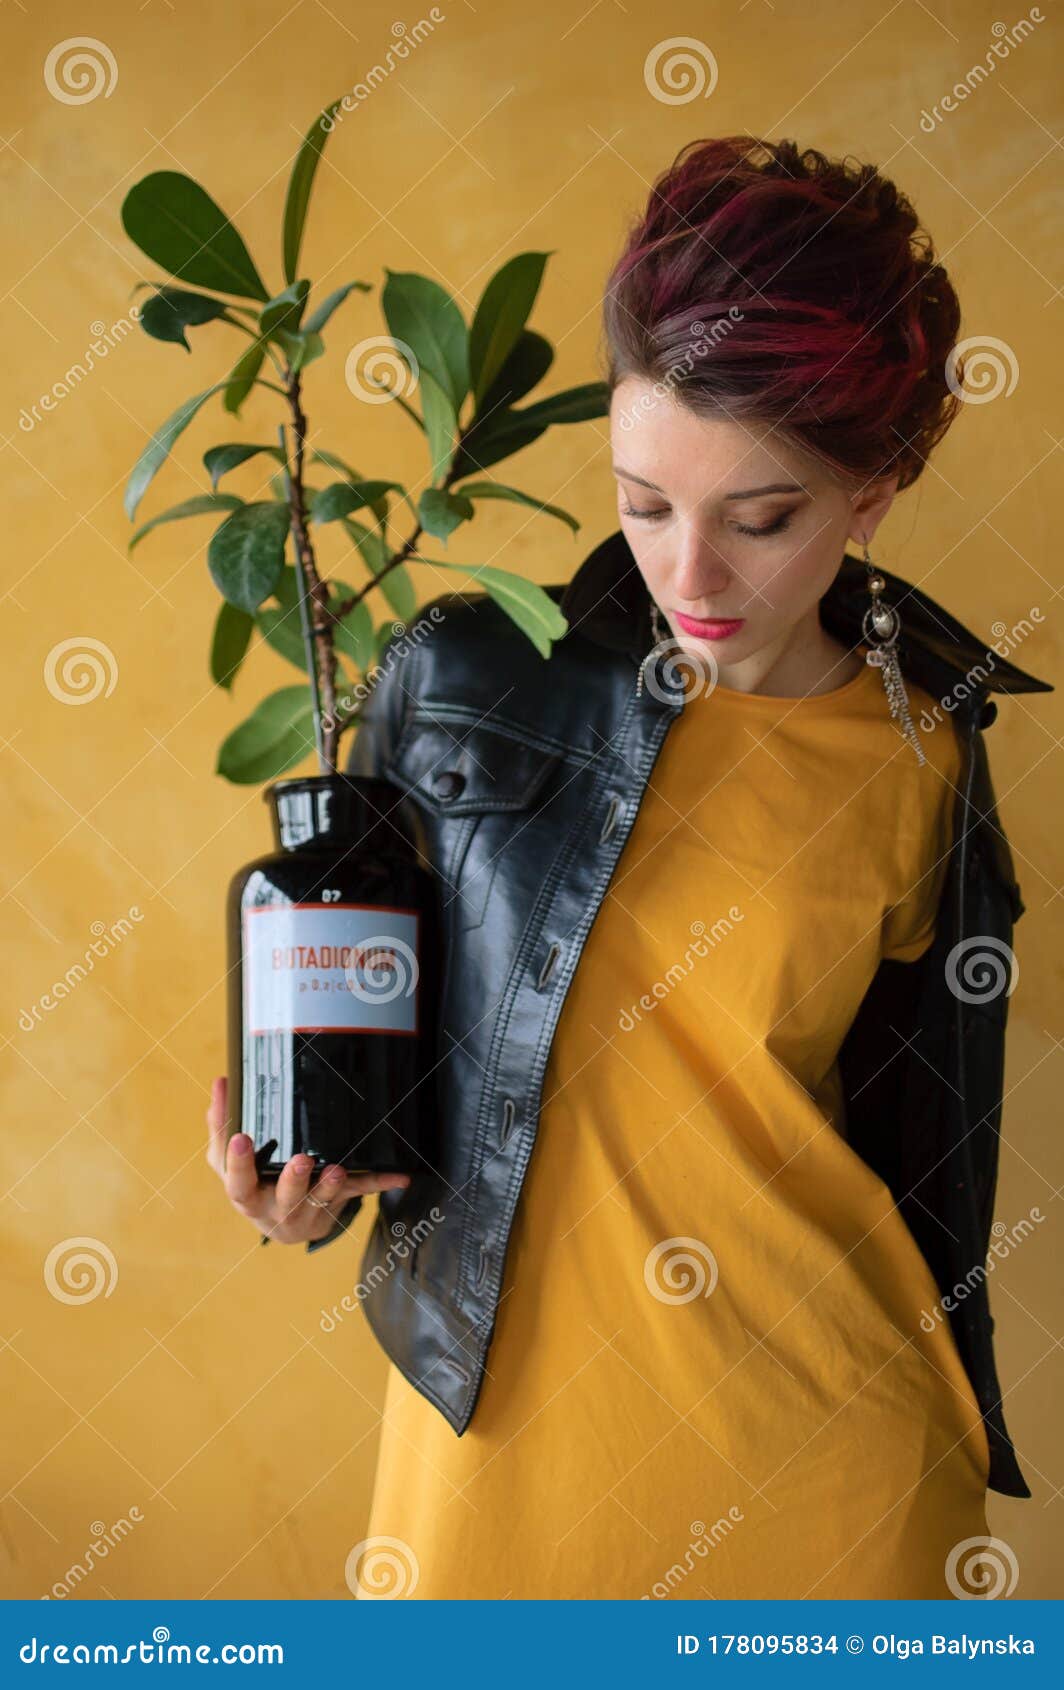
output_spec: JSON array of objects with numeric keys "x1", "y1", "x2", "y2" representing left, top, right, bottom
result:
[{"x1": 225, "y1": 774, "x2": 438, "y2": 1181}]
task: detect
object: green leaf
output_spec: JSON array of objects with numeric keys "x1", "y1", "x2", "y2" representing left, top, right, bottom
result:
[
  {"x1": 210, "y1": 600, "x2": 254, "y2": 690},
  {"x1": 217, "y1": 685, "x2": 317, "y2": 784},
  {"x1": 517, "y1": 382, "x2": 609, "y2": 427},
  {"x1": 452, "y1": 479, "x2": 579, "y2": 533},
  {"x1": 381, "y1": 270, "x2": 469, "y2": 414},
  {"x1": 476, "y1": 329, "x2": 554, "y2": 418},
  {"x1": 282, "y1": 99, "x2": 343, "y2": 284},
  {"x1": 137, "y1": 286, "x2": 231, "y2": 350},
  {"x1": 257, "y1": 565, "x2": 309, "y2": 670},
  {"x1": 129, "y1": 492, "x2": 243, "y2": 552},
  {"x1": 329, "y1": 587, "x2": 375, "y2": 671},
  {"x1": 418, "y1": 488, "x2": 474, "y2": 544},
  {"x1": 431, "y1": 563, "x2": 569, "y2": 657},
  {"x1": 258, "y1": 568, "x2": 375, "y2": 674},
  {"x1": 451, "y1": 383, "x2": 608, "y2": 479},
  {"x1": 311, "y1": 449, "x2": 361, "y2": 482},
  {"x1": 450, "y1": 414, "x2": 546, "y2": 481},
  {"x1": 121, "y1": 172, "x2": 269, "y2": 301},
  {"x1": 124, "y1": 382, "x2": 228, "y2": 520},
  {"x1": 339, "y1": 519, "x2": 418, "y2": 623},
  {"x1": 469, "y1": 252, "x2": 552, "y2": 410},
  {"x1": 311, "y1": 453, "x2": 393, "y2": 525},
  {"x1": 375, "y1": 620, "x2": 399, "y2": 662},
  {"x1": 207, "y1": 501, "x2": 291, "y2": 613},
  {"x1": 224, "y1": 338, "x2": 267, "y2": 415},
  {"x1": 203, "y1": 443, "x2": 285, "y2": 490},
  {"x1": 273, "y1": 327, "x2": 324, "y2": 372},
  {"x1": 260, "y1": 279, "x2": 309, "y2": 338},
  {"x1": 304, "y1": 280, "x2": 371, "y2": 334},
  {"x1": 419, "y1": 368, "x2": 458, "y2": 481},
  {"x1": 312, "y1": 479, "x2": 403, "y2": 525}
]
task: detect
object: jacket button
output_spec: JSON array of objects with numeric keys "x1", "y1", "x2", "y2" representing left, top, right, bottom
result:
[
  {"x1": 432, "y1": 769, "x2": 466, "y2": 800},
  {"x1": 980, "y1": 699, "x2": 998, "y2": 728}
]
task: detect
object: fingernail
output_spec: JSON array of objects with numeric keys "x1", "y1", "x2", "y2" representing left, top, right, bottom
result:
[
  {"x1": 290, "y1": 1154, "x2": 313, "y2": 1174},
  {"x1": 324, "y1": 1166, "x2": 344, "y2": 1184},
  {"x1": 230, "y1": 1136, "x2": 251, "y2": 1156}
]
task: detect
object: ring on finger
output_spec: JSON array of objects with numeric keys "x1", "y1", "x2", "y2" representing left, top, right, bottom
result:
[{"x1": 303, "y1": 1193, "x2": 335, "y2": 1212}]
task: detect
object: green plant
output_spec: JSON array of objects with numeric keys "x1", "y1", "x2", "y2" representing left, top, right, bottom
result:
[{"x1": 120, "y1": 96, "x2": 608, "y2": 783}]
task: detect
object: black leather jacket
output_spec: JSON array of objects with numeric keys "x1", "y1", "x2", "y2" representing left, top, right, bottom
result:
[{"x1": 312, "y1": 528, "x2": 1053, "y2": 1500}]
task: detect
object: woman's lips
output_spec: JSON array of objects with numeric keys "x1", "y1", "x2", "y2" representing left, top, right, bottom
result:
[{"x1": 673, "y1": 611, "x2": 746, "y2": 640}]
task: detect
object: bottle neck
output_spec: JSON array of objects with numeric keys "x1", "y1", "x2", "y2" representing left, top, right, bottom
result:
[{"x1": 266, "y1": 776, "x2": 406, "y2": 853}]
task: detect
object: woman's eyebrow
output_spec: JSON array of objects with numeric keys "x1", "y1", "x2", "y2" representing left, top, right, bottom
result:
[{"x1": 612, "y1": 465, "x2": 809, "y2": 500}]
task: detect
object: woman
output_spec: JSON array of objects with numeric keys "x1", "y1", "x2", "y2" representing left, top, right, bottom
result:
[{"x1": 206, "y1": 138, "x2": 1045, "y2": 1598}]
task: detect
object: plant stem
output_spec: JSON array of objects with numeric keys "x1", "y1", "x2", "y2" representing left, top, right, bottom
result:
[
  {"x1": 278, "y1": 423, "x2": 324, "y2": 767},
  {"x1": 329, "y1": 524, "x2": 422, "y2": 623},
  {"x1": 281, "y1": 375, "x2": 339, "y2": 772},
  {"x1": 328, "y1": 417, "x2": 474, "y2": 625}
]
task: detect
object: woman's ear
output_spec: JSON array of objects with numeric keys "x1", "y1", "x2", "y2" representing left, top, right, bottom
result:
[{"x1": 848, "y1": 474, "x2": 899, "y2": 548}]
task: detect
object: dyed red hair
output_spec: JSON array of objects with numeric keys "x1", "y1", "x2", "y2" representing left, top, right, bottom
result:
[{"x1": 601, "y1": 136, "x2": 963, "y2": 492}]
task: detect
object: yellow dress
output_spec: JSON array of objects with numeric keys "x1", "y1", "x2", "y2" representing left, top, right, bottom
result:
[{"x1": 356, "y1": 655, "x2": 990, "y2": 1600}]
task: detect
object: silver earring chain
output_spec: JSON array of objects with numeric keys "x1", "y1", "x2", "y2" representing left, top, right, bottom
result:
[{"x1": 861, "y1": 539, "x2": 926, "y2": 766}]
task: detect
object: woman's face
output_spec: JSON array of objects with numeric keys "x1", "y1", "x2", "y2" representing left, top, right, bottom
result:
[{"x1": 609, "y1": 376, "x2": 896, "y2": 669}]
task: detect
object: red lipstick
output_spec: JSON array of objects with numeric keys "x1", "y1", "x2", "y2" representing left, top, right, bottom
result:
[{"x1": 673, "y1": 612, "x2": 745, "y2": 641}]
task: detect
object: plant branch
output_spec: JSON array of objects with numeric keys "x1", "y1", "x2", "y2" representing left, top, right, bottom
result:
[{"x1": 280, "y1": 372, "x2": 340, "y2": 772}]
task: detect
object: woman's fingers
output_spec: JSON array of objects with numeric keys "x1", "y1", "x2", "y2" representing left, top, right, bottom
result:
[
  {"x1": 223, "y1": 1132, "x2": 271, "y2": 1226},
  {"x1": 206, "y1": 1071, "x2": 417, "y2": 1242},
  {"x1": 274, "y1": 1152, "x2": 315, "y2": 1215}
]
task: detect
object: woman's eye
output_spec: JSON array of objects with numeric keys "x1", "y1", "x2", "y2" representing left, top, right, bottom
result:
[
  {"x1": 620, "y1": 504, "x2": 669, "y2": 522},
  {"x1": 620, "y1": 505, "x2": 795, "y2": 538},
  {"x1": 733, "y1": 513, "x2": 793, "y2": 539}
]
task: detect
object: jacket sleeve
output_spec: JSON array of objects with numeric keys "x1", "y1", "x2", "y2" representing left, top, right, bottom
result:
[{"x1": 300, "y1": 630, "x2": 419, "y2": 1256}]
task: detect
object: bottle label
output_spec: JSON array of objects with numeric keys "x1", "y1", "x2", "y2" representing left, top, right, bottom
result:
[{"x1": 244, "y1": 902, "x2": 419, "y2": 1035}]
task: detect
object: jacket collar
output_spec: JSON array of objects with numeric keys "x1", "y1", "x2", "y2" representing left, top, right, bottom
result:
[{"x1": 559, "y1": 528, "x2": 1054, "y2": 706}]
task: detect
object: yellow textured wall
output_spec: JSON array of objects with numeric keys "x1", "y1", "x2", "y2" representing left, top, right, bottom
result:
[{"x1": 2, "y1": 0, "x2": 1060, "y2": 1600}]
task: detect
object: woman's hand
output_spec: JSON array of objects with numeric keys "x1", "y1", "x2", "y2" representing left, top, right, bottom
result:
[{"x1": 205, "y1": 1075, "x2": 411, "y2": 1245}]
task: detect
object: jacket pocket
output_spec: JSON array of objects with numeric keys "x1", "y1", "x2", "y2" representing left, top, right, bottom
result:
[
  {"x1": 385, "y1": 716, "x2": 561, "y2": 816},
  {"x1": 385, "y1": 716, "x2": 563, "y2": 925}
]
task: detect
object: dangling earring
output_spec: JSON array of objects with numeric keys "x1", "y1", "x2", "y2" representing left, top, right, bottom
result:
[
  {"x1": 636, "y1": 601, "x2": 672, "y2": 696},
  {"x1": 861, "y1": 538, "x2": 926, "y2": 766}
]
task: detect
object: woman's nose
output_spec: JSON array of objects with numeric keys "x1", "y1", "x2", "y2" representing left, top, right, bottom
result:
[{"x1": 670, "y1": 535, "x2": 732, "y2": 604}]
